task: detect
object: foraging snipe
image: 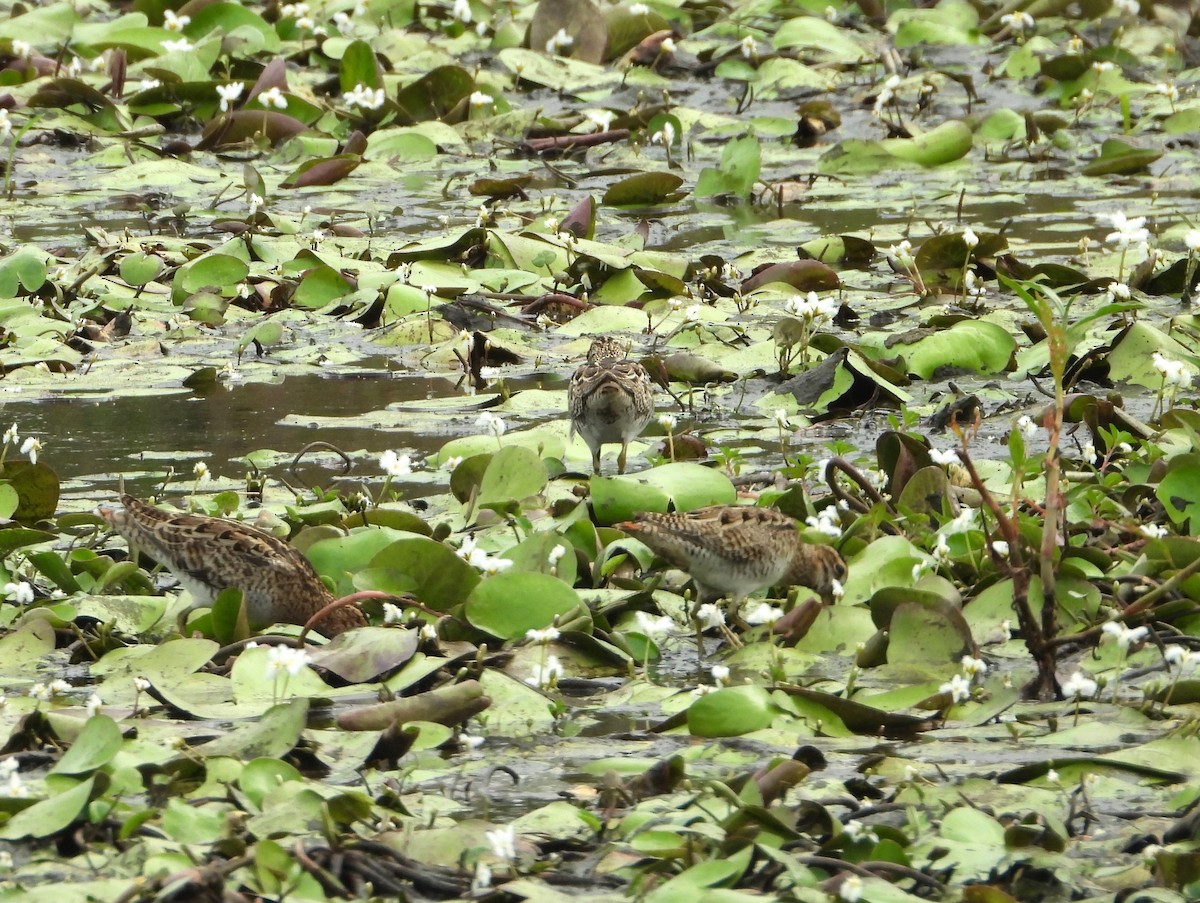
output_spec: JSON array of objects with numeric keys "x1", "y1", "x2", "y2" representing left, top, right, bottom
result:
[
  {"x1": 99, "y1": 495, "x2": 365, "y2": 636},
  {"x1": 568, "y1": 337, "x2": 655, "y2": 474},
  {"x1": 619, "y1": 505, "x2": 846, "y2": 614}
]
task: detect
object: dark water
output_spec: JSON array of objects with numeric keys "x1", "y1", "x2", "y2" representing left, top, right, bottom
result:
[{"x1": 4, "y1": 362, "x2": 470, "y2": 505}]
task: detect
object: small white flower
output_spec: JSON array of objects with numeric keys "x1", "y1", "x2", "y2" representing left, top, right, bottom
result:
[
  {"x1": 585, "y1": 110, "x2": 615, "y2": 132},
  {"x1": 1152, "y1": 82, "x2": 1179, "y2": 102},
  {"x1": 711, "y1": 664, "x2": 730, "y2": 684},
  {"x1": 443, "y1": 455, "x2": 463, "y2": 471},
  {"x1": 19, "y1": 437, "x2": 40, "y2": 464},
  {"x1": 486, "y1": 824, "x2": 517, "y2": 861},
  {"x1": 452, "y1": 0, "x2": 472, "y2": 23},
  {"x1": 1104, "y1": 211, "x2": 1149, "y2": 249},
  {"x1": 471, "y1": 861, "x2": 492, "y2": 892},
  {"x1": 1185, "y1": 229, "x2": 1200, "y2": 253},
  {"x1": 695, "y1": 603, "x2": 725, "y2": 629},
  {"x1": 991, "y1": 540, "x2": 1010, "y2": 556},
  {"x1": 1106, "y1": 281, "x2": 1131, "y2": 302},
  {"x1": 962, "y1": 228, "x2": 978, "y2": 249},
  {"x1": 999, "y1": 10, "x2": 1035, "y2": 30},
  {"x1": 1016, "y1": 415, "x2": 1037, "y2": 437},
  {"x1": 838, "y1": 874, "x2": 864, "y2": 903},
  {"x1": 4, "y1": 581, "x2": 33, "y2": 605},
  {"x1": 929, "y1": 447, "x2": 959, "y2": 466},
  {"x1": 526, "y1": 626, "x2": 561, "y2": 644},
  {"x1": 163, "y1": 9, "x2": 190, "y2": 31},
  {"x1": 629, "y1": 2, "x2": 649, "y2": 13},
  {"x1": 460, "y1": 733, "x2": 485, "y2": 750},
  {"x1": 526, "y1": 655, "x2": 563, "y2": 689},
  {"x1": 650, "y1": 121, "x2": 676, "y2": 146},
  {"x1": 1102, "y1": 621, "x2": 1149, "y2": 651},
  {"x1": 380, "y1": 449, "x2": 414, "y2": 477},
  {"x1": 939, "y1": 673, "x2": 971, "y2": 703},
  {"x1": 1140, "y1": 523, "x2": 1168, "y2": 539},
  {"x1": 842, "y1": 820, "x2": 878, "y2": 843},
  {"x1": 470, "y1": 91, "x2": 493, "y2": 107},
  {"x1": 48, "y1": 679, "x2": 72, "y2": 696},
  {"x1": 805, "y1": 507, "x2": 842, "y2": 539},
  {"x1": 739, "y1": 35, "x2": 758, "y2": 59},
  {"x1": 657, "y1": 413, "x2": 678, "y2": 432},
  {"x1": 193, "y1": 461, "x2": 210, "y2": 482},
  {"x1": 133, "y1": 676, "x2": 151, "y2": 692},
  {"x1": 635, "y1": 611, "x2": 675, "y2": 638},
  {"x1": 11, "y1": 40, "x2": 31, "y2": 58},
  {"x1": 256, "y1": 87, "x2": 288, "y2": 110},
  {"x1": 548, "y1": 544, "x2": 567, "y2": 567},
  {"x1": 248, "y1": 193, "x2": 265, "y2": 216},
  {"x1": 545, "y1": 27, "x2": 574, "y2": 55},
  {"x1": 831, "y1": 578, "x2": 845, "y2": 601},
  {"x1": 332, "y1": 11, "x2": 353, "y2": 33},
  {"x1": 419, "y1": 623, "x2": 438, "y2": 641},
  {"x1": 659, "y1": 36, "x2": 676, "y2": 53},
  {"x1": 482, "y1": 556, "x2": 513, "y2": 576},
  {"x1": 744, "y1": 601, "x2": 784, "y2": 625},
  {"x1": 1165, "y1": 645, "x2": 1193, "y2": 667},
  {"x1": 1091, "y1": 61, "x2": 1114, "y2": 75},
  {"x1": 1152, "y1": 351, "x2": 1192, "y2": 388},
  {"x1": 216, "y1": 82, "x2": 245, "y2": 112},
  {"x1": 774, "y1": 408, "x2": 791, "y2": 428},
  {"x1": 27, "y1": 683, "x2": 50, "y2": 701},
  {"x1": 476, "y1": 411, "x2": 507, "y2": 438},
  {"x1": 383, "y1": 602, "x2": 404, "y2": 624},
  {"x1": 265, "y1": 645, "x2": 312, "y2": 678},
  {"x1": 86, "y1": 694, "x2": 103, "y2": 717},
  {"x1": 1062, "y1": 670, "x2": 1097, "y2": 698},
  {"x1": 343, "y1": 83, "x2": 386, "y2": 110},
  {"x1": 961, "y1": 655, "x2": 987, "y2": 678},
  {"x1": 0, "y1": 760, "x2": 26, "y2": 798},
  {"x1": 2, "y1": 423, "x2": 17, "y2": 445},
  {"x1": 159, "y1": 37, "x2": 193, "y2": 52}
]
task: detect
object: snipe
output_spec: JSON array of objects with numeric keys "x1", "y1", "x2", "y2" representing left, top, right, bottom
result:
[
  {"x1": 619, "y1": 505, "x2": 846, "y2": 618},
  {"x1": 99, "y1": 494, "x2": 365, "y2": 636},
  {"x1": 568, "y1": 337, "x2": 655, "y2": 474}
]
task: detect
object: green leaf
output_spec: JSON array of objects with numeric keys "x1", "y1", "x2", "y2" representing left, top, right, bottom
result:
[
  {"x1": 465, "y1": 571, "x2": 587, "y2": 639},
  {"x1": 687, "y1": 686, "x2": 777, "y2": 737},
  {"x1": 50, "y1": 715, "x2": 123, "y2": 776}
]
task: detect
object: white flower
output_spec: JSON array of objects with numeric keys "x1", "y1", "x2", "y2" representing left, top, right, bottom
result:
[
  {"x1": 805, "y1": 507, "x2": 842, "y2": 539},
  {"x1": 1091, "y1": 62, "x2": 1113, "y2": 75},
  {"x1": 548, "y1": 544, "x2": 567, "y2": 567},
  {"x1": 830, "y1": 578, "x2": 845, "y2": 601},
  {"x1": 962, "y1": 228, "x2": 978, "y2": 249},
  {"x1": 280, "y1": 2, "x2": 309, "y2": 16},
  {"x1": 650, "y1": 121, "x2": 676, "y2": 146},
  {"x1": 1185, "y1": 229, "x2": 1200, "y2": 253},
  {"x1": 1165, "y1": 645, "x2": 1193, "y2": 667},
  {"x1": 217, "y1": 82, "x2": 244, "y2": 112},
  {"x1": 476, "y1": 411, "x2": 507, "y2": 437},
  {"x1": 193, "y1": 461, "x2": 210, "y2": 483},
  {"x1": 343, "y1": 83, "x2": 386, "y2": 110},
  {"x1": 585, "y1": 109, "x2": 615, "y2": 132},
  {"x1": 248, "y1": 193, "x2": 265, "y2": 216},
  {"x1": 1016, "y1": 415, "x2": 1037, "y2": 437},
  {"x1": 774, "y1": 409, "x2": 791, "y2": 428},
  {"x1": 0, "y1": 760, "x2": 27, "y2": 798},
  {"x1": 1103, "y1": 211, "x2": 1149, "y2": 249},
  {"x1": 265, "y1": 645, "x2": 312, "y2": 678},
  {"x1": 684, "y1": 304, "x2": 702, "y2": 322},
  {"x1": 740, "y1": 35, "x2": 758, "y2": 59},
  {"x1": 86, "y1": 694, "x2": 103, "y2": 717},
  {"x1": 48, "y1": 679, "x2": 72, "y2": 696},
  {"x1": 944, "y1": 507, "x2": 976, "y2": 533},
  {"x1": 11, "y1": 40, "x2": 31, "y2": 58},
  {"x1": 332, "y1": 11, "x2": 353, "y2": 33},
  {"x1": 939, "y1": 673, "x2": 971, "y2": 703},
  {"x1": 1101, "y1": 621, "x2": 1149, "y2": 651},
  {"x1": 999, "y1": 10, "x2": 1034, "y2": 30},
  {"x1": 382, "y1": 603, "x2": 404, "y2": 624},
  {"x1": 486, "y1": 824, "x2": 516, "y2": 861},
  {"x1": 380, "y1": 449, "x2": 414, "y2": 477},
  {"x1": 1152, "y1": 351, "x2": 1191, "y2": 388},
  {"x1": 452, "y1": 0, "x2": 472, "y2": 23},
  {"x1": 744, "y1": 602, "x2": 784, "y2": 625},
  {"x1": 928, "y1": 447, "x2": 959, "y2": 466},
  {"x1": 629, "y1": 2, "x2": 649, "y2": 13},
  {"x1": 1105, "y1": 281, "x2": 1131, "y2": 302},
  {"x1": 1062, "y1": 670, "x2": 1097, "y2": 698},
  {"x1": 133, "y1": 676, "x2": 151, "y2": 692},
  {"x1": 19, "y1": 437, "x2": 40, "y2": 464},
  {"x1": 695, "y1": 603, "x2": 725, "y2": 629},
  {"x1": 545, "y1": 27, "x2": 574, "y2": 55},
  {"x1": 635, "y1": 611, "x2": 674, "y2": 637},
  {"x1": 482, "y1": 556, "x2": 513, "y2": 576},
  {"x1": 526, "y1": 626, "x2": 560, "y2": 644},
  {"x1": 2, "y1": 424, "x2": 17, "y2": 445},
  {"x1": 257, "y1": 87, "x2": 288, "y2": 110},
  {"x1": 160, "y1": 37, "x2": 193, "y2": 52},
  {"x1": 163, "y1": 9, "x2": 190, "y2": 31},
  {"x1": 3, "y1": 581, "x2": 33, "y2": 605},
  {"x1": 1152, "y1": 82, "x2": 1179, "y2": 102},
  {"x1": 842, "y1": 820, "x2": 878, "y2": 843},
  {"x1": 657, "y1": 413, "x2": 677, "y2": 432},
  {"x1": 526, "y1": 655, "x2": 563, "y2": 689},
  {"x1": 460, "y1": 732, "x2": 485, "y2": 749},
  {"x1": 470, "y1": 91, "x2": 493, "y2": 106},
  {"x1": 1140, "y1": 523, "x2": 1168, "y2": 539},
  {"x1": 711, "y1": 664, "x2": 730, "y2": 684},
  {"x1": 27, "y1": 683, "x2": 50, "y2": 701},
  {"x1": 961, "y1": 655, "x2": 987, "y2": 678},
  {"x1": 991, "y1": 540, "x2": 1010, "y2": 557},
  {"x1": 838, "y1": 875, "x2": 864, "y2": 903},
  {"x1": 659, "y1": 36, "x2": 676, "y2": 53}
]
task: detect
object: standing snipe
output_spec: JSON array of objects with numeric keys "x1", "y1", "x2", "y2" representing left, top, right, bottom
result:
[
  {"x1": 619, "y1": 505, "x2": 846, "y2": 617},
  {"x1": 99, "y1": 495, "x2": 366, "y2": 636},
  {"x1": 568, "y1": 337, "x2": 655, "y2": 474}
]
